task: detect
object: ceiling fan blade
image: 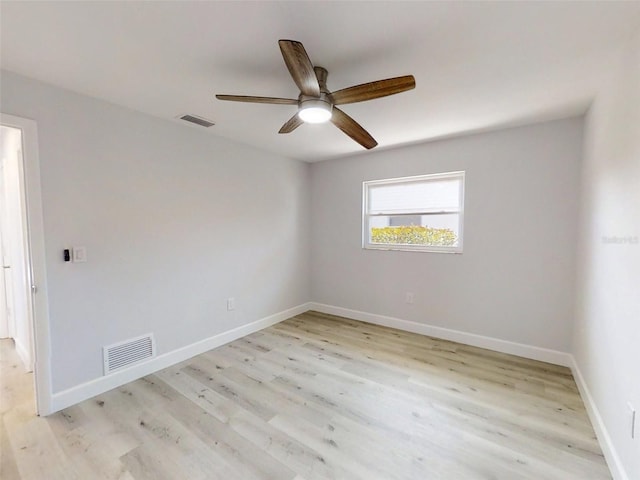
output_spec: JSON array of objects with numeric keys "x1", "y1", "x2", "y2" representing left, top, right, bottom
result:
[
  {"x1": 216, "y1": 95, "x2": 298, "y2": 105},
  {"x1": 331, "y1": 107, "x2": 378, "y2": 149},
  {"x1": 330, "y1": 75, "x2": 416, "y2": 105},
  {"x1": 279, "y1": 113, "x2": 303, "y2": 134},
  {"x1": 278, "y1": 40, "x2": 320, "y2": 97}
]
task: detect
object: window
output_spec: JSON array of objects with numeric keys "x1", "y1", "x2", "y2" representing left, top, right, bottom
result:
[{"x1": 363, "y1": 171, "x2": 465, "y2": 253}]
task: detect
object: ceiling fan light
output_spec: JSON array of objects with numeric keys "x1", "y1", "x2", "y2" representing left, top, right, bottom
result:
[{"x1": 298, "y1": 99, "x2": 332, "y2": 123}]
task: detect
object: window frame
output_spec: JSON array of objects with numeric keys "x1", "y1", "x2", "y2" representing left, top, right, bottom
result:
[{"x1": 362, "y1": 171, "x2": 465, "y2": 254}]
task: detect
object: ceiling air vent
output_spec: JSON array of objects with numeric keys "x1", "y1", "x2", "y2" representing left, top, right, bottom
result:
[
  {"x1": 103, "y1": 333, "x2": 155, "y2": 375},
  {"x1": 179, "y1": 114, "x2": 215, "y2": 128}
]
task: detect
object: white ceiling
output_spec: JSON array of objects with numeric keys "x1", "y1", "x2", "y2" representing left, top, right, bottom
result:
[{"x1": 1, "y1": 1, "x2": 639, "y2": 162}]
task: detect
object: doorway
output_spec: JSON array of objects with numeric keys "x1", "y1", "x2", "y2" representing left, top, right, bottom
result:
[
  {"x1": 0, "y1": 113, "x2": 51, "y2": 415},
  {"x1": 1, "y1": 124, "x2": 34, "y2": 371}
]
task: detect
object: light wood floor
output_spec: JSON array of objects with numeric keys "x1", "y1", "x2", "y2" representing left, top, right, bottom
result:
[{"x1": 1, "y1": 311, "x2": 611, "y2": 479}]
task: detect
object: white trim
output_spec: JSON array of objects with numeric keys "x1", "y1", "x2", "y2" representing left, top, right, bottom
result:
[
  {"x1": 50, "y1": 302, "x2": 311, "y2": 413},
  {"x1": 363, "y1": 244, "x2": 463, "y2": 254},
  {"x1": 0, "y1": 113, "x2": 52, "y2": 416},
  {"x1": 308, "y1": 302, "x2": 572, "y2": 367},
  {"x1": 14, "y1": 336, "x2": 33, "y2": 371},
  {"x1": 569, "y1": 356, "x2": 629, "y2": 480}
]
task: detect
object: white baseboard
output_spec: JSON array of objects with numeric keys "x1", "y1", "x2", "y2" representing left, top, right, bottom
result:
[
  {"x1": 14, "y1": 337, "x2": 34, "y2": 372},
  {"x1": 50, "y1": 303, "x2": 312, "y2": 414},
  {"x1": 308, "y1": 302, "x2": 572, "y2": 367},
  {"x1": 569, "y1": 357, "x2": 629, "y2": 480}
]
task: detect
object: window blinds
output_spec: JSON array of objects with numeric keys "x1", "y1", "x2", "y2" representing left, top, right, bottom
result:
[{"x1": 368, "y1": 177, "x2": 462, "y2": 215}]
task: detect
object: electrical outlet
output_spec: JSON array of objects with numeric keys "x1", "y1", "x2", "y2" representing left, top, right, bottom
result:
[
  {"x1": 405, "y1": 292, "x2": 415, "y2": 304},
  {"x1": 629, "y1": 402, "x2": 636, "y2": 439},
  {"x1": 227, "y1": 297, "x2": 235, "y2": 311}
]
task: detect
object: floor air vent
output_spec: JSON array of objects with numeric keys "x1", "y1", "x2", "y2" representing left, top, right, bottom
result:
[
  {"x1": 179, "y1": 114, "x2": 215, "y2": 127},
  {"x1": 103, "y1": 334, "x2": 155, "y2": 375}
]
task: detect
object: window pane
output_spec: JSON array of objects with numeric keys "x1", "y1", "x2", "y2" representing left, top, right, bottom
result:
[
  {"x1": 368, "y1": 178, "x2": 461, "y2": 214},
  {"x1": 389, "y1": 215, "x2": 421, "y2": 226},
  {"x1": 369, "y1": 214, "x2": 460, "y2": 247}
]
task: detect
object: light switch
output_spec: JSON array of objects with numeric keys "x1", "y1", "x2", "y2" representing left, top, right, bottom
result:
[{"x1": 72, "y1": 246, "x2": 87, "y2": 263}]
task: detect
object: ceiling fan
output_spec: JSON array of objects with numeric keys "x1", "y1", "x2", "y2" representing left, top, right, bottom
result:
[{"x1": 216, "y1": 40, "x2": 416, "y2": 150}]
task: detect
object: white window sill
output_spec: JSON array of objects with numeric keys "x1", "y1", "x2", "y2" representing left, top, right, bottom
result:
[{"x1": 363, "y1": 244, "x2": 463, "y2": 254}]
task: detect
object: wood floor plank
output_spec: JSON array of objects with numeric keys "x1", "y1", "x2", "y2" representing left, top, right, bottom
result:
[
  {"x1": 127, "y1": 376, "x2": 296, "y2": 480},
  {"x1": 0, "y1": 412, "x2": 21, "y2": 480},
  {"x1": 228, "y1": 408, "x2": 357, "y2": 480},
  {"x1": 0, "y1": 313, "x2": 611, "y2": 479}
]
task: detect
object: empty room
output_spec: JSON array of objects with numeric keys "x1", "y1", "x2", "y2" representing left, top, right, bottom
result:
[{"x1": 1, "y1": 1, "x2": 638, "y2": 479}]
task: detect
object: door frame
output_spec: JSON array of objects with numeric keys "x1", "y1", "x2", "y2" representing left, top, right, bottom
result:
[
  {"x1": 1, "y1": 113, "x2": 52, "y2": 415},
  {"x1": 0, "y1": 225, "x2": 16, "y2": 339}
]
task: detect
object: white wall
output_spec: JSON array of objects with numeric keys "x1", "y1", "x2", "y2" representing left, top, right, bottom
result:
[
  {"x1": 573, "y1": 27, "x2": 640, "y2": 480},
  {"x1": 311, "y1": 118, "x2": 582, "y2": 352},
  {"x1": 0, "y1": 70, "x2": 311, "y2": 393}
]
